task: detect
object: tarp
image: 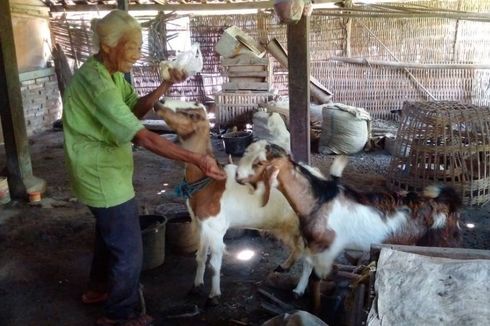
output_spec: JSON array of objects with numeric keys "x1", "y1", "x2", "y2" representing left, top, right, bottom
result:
[{"x1": 368, "y1": 248, "x2": 490, "y2": 326}]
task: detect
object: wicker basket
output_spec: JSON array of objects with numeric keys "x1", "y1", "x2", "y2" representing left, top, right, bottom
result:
[{"x1": 387, "y1": 101, "x2": 490, "y2": 206}]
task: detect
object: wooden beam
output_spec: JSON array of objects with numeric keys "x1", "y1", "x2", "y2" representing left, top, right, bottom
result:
[
  {"x1": 18, "y1": 67, "x2": 55, "y2": 82},
  {"x1": 287, "y1": 15, "x2": 310, "y2": 164},
  {"x1": 0, "y1": 0, "x2": 45, "y2": 198},
  {"x1": 329, "y1": 56, "x2": 490, "y2": 70},
  {"x1": 48, "y1": 0, "x2": 339, "y2": 12}
]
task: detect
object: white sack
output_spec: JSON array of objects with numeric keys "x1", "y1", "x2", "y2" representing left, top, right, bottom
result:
[
  {"x1": 262, "y1": 310, "x2": 328, "y2": 326},
  {"x1": 319, "y1": 103, "x2": 371, "y2": 155},
  {"x1": 367, "y1": 248, "x2": 490, "y2": 326},
  {"x1": 253, "y1": 111, "x2": 291, "y2": 152},
  {"x1": 264, "y1": 98, "x2": 323, "y2": 140}
]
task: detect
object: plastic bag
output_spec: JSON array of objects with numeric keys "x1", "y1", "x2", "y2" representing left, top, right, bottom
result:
[{"x1": 159, "y1": 43, "x2": 203, "y2": 81}]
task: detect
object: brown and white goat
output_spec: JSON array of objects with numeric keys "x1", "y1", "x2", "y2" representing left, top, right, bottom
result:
[
  {"x1": 235, "y1": 140, "x2": 462, "y2": 306},
  {"x1": 153, "y1": 100, "x2": 305, "y2": 304}
]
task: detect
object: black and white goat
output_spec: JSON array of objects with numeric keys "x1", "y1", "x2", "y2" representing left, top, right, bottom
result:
[{"x1": 235, "y1": 140, "x2": 462, "y2": 308}]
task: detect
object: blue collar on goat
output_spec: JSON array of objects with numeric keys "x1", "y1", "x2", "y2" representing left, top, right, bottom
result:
[{"x1": 174, "y1": 177, "x2": 212, "y2": 199}]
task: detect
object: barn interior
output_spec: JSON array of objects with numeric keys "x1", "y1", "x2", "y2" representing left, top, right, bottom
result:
[{"x1": 1, "y1": 1, "x2": 490, "y2": 325}]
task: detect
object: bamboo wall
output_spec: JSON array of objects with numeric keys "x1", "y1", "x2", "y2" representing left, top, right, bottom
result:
[{"x1": 50, "y1": 0, "x2": 490, "y2": 119}]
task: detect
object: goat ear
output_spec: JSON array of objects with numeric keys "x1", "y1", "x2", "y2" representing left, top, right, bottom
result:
[{"x1": 260, "y1": 166, "x2": 279, "y2": 208}]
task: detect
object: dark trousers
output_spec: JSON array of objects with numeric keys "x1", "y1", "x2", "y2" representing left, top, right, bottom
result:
[{"x1": 88, "y1": 198, "x2": 143, "y2": 320}]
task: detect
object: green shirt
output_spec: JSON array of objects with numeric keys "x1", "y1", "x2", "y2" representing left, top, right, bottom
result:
[{"x1": 62, "y1": 56, "x2": 144, "y2": 208}]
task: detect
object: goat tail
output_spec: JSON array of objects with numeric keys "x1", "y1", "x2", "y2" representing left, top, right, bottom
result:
[
  {"x1": 423, "y1": 185, "x2": 463, "y2": 213},
  {"x1": 330, "y1": 155, "x2": 348, "y2": 179}
]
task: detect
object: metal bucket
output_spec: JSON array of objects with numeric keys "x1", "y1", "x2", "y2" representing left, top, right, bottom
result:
[
  {"x1": 140, "y1": 214, "x2": 167, "y2": 271},
  {"x1": 155, "y1": 203, "x2": 199, "y2": 255},
  {"x1": 165, "y1": 211, "x2": 199, "y2": 255}
]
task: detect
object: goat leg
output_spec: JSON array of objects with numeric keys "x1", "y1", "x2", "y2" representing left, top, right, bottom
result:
[
  {"x1": 293, "y1": 259, "x2": 313, "y2": 298},
  {"x1": 309, "y1": 272, "x2": 322, "y2": 316},
  {"x1": 188, "y1": 284, "x2": 205, "y2": 297}
]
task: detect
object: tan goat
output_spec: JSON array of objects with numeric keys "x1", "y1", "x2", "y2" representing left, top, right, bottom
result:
[{"x1": 153, "y1": 100, "x2": 306, "y2": 305}]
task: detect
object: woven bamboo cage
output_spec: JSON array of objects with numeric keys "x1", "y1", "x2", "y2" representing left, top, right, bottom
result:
[
  {"x1": 387, "y1": 101, "x2": 490, "y2": 206},
  {"x1": 215, "y1": 92, "x2": 276, "y2": 129}
]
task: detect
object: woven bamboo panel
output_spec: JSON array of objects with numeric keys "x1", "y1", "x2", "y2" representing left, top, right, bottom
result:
[
  {"x1": 49, "y1": 0, "x2": 490, "y2": 112},
  {"x1": 314, "y1": 61, "x2": 483, "y2": 119},
  {"x1": 387, "y1": 101, "x2": 490, "y2": 206},
  {"x1": 132, "y1": 65, "x2": 206, "y2": 102},
  {"x1": 215, "y1": 92, "x2": 275, "y2": 129}
]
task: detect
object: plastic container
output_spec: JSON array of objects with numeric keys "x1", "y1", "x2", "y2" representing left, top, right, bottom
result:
[
  {"x1": 222, "y1": 131, "x2": 253, "y2": 156},
  {"x1": 140, "y1": 214, "x2": 167, "y2": 271},
  {"x1": 28, "y1": 191, "x2": 42, "y2": 203},
  {"x1": 0, "y1": 177, "x2": 10, "y2": 205}
]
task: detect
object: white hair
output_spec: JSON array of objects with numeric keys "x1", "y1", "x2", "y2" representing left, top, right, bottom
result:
[{"x1": 91, "y1": 10, "x2": 141, "y2": 51}]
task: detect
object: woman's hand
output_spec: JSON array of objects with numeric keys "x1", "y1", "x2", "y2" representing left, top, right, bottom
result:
[{"x1": 198, "y1": 155, "x2": 227, "y2": 180}]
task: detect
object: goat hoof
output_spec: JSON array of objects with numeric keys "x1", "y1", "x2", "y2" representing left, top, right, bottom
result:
[
  {"x1": 205, "y1": 296, "x2": 220, "y2": 307},
  {"x1": 188, "y1": 285, "x2": 205, "y2": 297},
  {"x1": 292, "y1": 292, "x2": 302, "y2": 300},
  {"x1": 273, "y1": 265, "x2": 289, "y2": 273}
]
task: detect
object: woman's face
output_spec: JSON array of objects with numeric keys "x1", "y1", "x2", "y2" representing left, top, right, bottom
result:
[{"x1": 105, "y1": 29, "x2": 142, "y2": 73}]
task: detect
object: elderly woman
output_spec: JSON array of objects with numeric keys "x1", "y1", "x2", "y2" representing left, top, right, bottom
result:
[{"x1": 62, "y1": 9, "x2": 225, "y2": 326}]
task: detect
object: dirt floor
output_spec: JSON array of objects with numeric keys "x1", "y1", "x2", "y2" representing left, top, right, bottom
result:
[{"x1": 0, "y1": 129, "x2": 489, "y2": 326}]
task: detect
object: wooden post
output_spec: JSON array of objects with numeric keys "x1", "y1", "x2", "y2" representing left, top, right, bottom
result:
[
  {"x1": 344, "y1": 0, "x2": 353, "y2": 57},
  {"x1": 118, "y1": 0, "x2": 133, "y2": 84},
  {"x1": 117, "y1": 0, "x2": 129, "y2": 11},
  {"x1": 0, "y1": 0, "x2": 45, "y2": 198},
  {"x1": 287, "y1": 15, "x2": 311, "y2": 164},
  {"x1": 452, "y1": 0, "x2": 463, "y2": 62}
]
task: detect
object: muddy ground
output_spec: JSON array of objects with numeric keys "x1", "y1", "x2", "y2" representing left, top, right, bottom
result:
[{"x1": 0, "y1": 129, "x2": 489, "y2": 326}]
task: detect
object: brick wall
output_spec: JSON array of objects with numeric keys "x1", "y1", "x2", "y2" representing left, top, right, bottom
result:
[{"x1": 19, "y1": 68, "x2": 62, "y2": 136}]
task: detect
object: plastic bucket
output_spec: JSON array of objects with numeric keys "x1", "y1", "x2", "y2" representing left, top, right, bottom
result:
[
  {"x1": 140, "y1": 215, "x2": 167, "y2": 271},
  {"x1": 222, "y1": 131, "x2": 253, "y2": 156},
  {"x1": 0, "y1": 177, "x2": 10, "y2": 205}
]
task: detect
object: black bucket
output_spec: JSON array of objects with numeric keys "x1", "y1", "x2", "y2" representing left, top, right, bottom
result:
[
  {"x1": 140, "y1": 215, "x2": 167, "y2": 271},
  {"x1": 222, "y1": 131, "x2": 253, "y2": 156}
]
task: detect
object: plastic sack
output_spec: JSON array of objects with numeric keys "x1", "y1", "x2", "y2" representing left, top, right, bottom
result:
[
  {"x1": 273, "y1": 0, "x2": 305, "y2": 24},
  {"x1": 319, "y1": 103, "x2": 371, "y2": 155},
  {"x1": 159, "y1": 43, "x2": 203, "y2": 81}
]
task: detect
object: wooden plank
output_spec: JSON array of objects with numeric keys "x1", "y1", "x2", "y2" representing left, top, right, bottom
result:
[
  {"x1": 370, "y1": 244, "x2": 490, "y2": 261},
  {"x1": 287, "y1": 15, "x2": 310, "y2": 164},
  {"x1": 227, "y1": 71, "x2": 268, "y2": 77},
  {"x1": 257, "y1": 288, "x2": 295, "y2": 311},
  {"x1": 222, "y1": 82, "x2": 270, "y2": 91}
]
